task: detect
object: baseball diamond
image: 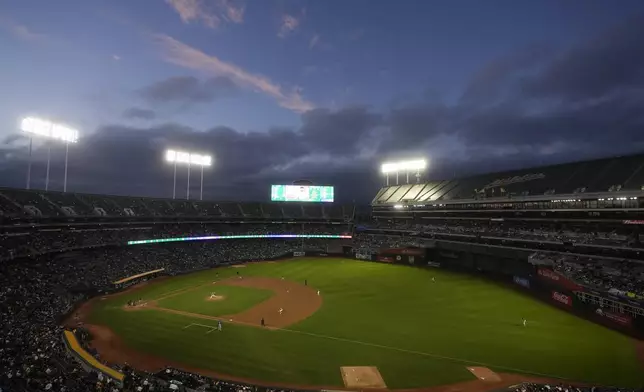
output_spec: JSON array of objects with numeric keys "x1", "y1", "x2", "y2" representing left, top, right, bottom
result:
[{"x1": 72, "y1": 257, "x2": 644, "y2": 389}]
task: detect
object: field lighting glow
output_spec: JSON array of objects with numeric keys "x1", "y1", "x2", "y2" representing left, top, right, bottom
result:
[
  {"x1": 20, "y1": 117, "x2": 79, "y2": 143},
  {"x1": 128, "y1": 234, "x2": 352, "y2": 245},
  {"x1": 381, "y1": 159, "x2": 427, "y2": 174},
  {"x1": 165, "y1": 149, "x2": 212, "y2": 166}
]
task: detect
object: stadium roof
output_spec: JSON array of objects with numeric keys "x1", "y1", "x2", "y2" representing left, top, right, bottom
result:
[{"x1": 373, "y1": 152, "x2": 644, "y2": 205}]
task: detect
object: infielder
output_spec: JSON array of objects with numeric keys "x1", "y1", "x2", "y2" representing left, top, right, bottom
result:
[
  {"x1": 317, "y1": 290, "x2": 320, "y2": 296},
  {"x1": 279, "y1": 308, "x2": 283, "y2": 315},
  {"x1": 218, "y1": 320, "x2": 223, "y2": 331}
]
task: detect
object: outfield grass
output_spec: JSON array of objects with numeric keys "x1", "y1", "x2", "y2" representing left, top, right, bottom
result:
[{"x1": 88, "y1": 258, "x2": 643, "y2": 388}]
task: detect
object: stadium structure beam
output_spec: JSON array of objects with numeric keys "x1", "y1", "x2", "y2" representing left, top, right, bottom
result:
[
  {"x1": 20, "y1": 117, "x2": 79, "y2": 192},
  {"x1": 380, "y1": 159, "x2": 427, "y2": 185},
  {"x1": 165, "y1": 149, "x2": 212, "y2": 200}
]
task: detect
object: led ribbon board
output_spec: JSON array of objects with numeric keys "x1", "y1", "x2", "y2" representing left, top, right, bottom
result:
[{"x1": 128, "y1": 234, "x2": 352, "y2": 245}]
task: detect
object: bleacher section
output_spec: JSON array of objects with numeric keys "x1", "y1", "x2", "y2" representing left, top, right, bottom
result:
[
  {"x1": 0, "y1": 188, "x2": 353, "y2": 221},
  {"x1": 373, "y1": 153, "x2": 644, "y2": 205}
]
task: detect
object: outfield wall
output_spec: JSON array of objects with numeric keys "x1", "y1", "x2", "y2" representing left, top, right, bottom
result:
[
  {"x1": 424, "y1": 246, "x2": 644, "y2": 339},
  {"x1": 352, "y1": 243, "x2": 644, "y2": 339}
]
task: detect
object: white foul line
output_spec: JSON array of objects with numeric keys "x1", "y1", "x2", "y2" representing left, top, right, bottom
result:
[
  {"x1": 274, "y1": 327, "x2": 575, "y2": 382},
  {"x1": 180, "y1": 324, "x2": 575, "y2": 381}
]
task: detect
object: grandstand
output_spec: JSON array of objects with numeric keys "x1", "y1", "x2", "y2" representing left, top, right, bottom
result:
[
  {"x1": 372, "y1": 153, "x2": 644, "y2": 207},
  {"x1": 361, "y1": 153, "x2": 644, "y2": 351},
  {"x1": 2, "y1": 154, "x2": 644, "y2": 392},
  {"x1": 0, "y1": 188, "x2": 355, "y2": 221}
]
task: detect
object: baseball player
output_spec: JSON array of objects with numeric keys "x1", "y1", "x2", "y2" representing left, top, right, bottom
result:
[
  {"x1": 261, "y1": 317, "x2": 265, "y2": 327},
  {"x1": 522, "y1": 318, "x2": 527, "y2": 327},
  {"x1": 432, "y1": 277, "x2": 435, "y2": 282},
  {"x1": 317, "y1": 290, "x2": 320, "y2": 296},
  {"x1": 279, "y1": 308, "x2": 283, "y2": 315},
  {"x1": 218, "y1": 320, "x2": 222, "y2": 331}
]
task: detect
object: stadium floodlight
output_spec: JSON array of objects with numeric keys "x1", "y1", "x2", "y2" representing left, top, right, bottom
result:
[
  {"x1": 380, "y1": 159, "x2": 427, "y2": 185},
  {"x1": 165, "y1": 149, "x2": 213, "y2": 200},
  {"x1": 20, "y1": 117, "x2": 79, "y2": 192}
]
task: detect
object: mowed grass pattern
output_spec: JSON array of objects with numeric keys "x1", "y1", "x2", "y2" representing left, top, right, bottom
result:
[
  {"x1": 89, "y1": 258, "x2": 643, "y2": 388},
  {"x1": 158, "y1": 285, "x2": 273, "y2": 317}
]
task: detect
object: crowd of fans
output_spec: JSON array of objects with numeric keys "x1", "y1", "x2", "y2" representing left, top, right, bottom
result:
[
  {"x1": 540, "y1": 253, "x2": 644, "y2": 298},
  {"x1": 1, "y1": 218, "x2": 640, "y2": 391},
  {"x1": 365, "y1": 220, "x2": 640, "y2": 248},
  {"x1": 0, "y1": 232, "x2": 342, "y2": 392},
  {"x1": 351, "y1": 233, "x2": 427, "y2": 254},
  {"x1": 509, "y1": 383, "x2": 639, "y2": 392},
  {"x1": 0, "y1": 223, "x2": 348, "y2": 261}
]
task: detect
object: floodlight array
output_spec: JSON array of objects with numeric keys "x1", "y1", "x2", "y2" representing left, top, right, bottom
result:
[
  {"x1": 20, "y1": 117, "x2": 79, "y2": 143},
  {"x1": 381, "y1": 159, "x2": 427, "y2": 173},
  {"x1": 165, "y1": 149, "x2": 212, "y2": 166},
  {"x1": 128, "y1": 233, "x2": 352, "y2": 245}
]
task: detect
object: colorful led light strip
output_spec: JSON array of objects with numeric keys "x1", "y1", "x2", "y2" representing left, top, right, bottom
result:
[{"x1": 127, "y1": 234, "x2": 352, "y2": 245}]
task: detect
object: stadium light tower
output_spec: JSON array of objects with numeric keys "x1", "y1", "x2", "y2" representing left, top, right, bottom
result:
[
  {"x1": 20, "y1": 117, "x2": 79, "y2": 192},
  {"x1": 380, "y1": 159, "x2": 427, "y2": 186},
  {"x1": 165, "y1": 149, "x2": 212, "y2": 200}
]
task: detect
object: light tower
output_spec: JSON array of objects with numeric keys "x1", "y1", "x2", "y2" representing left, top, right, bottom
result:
[
  {"x1": 165, "y1": 149, "x2": 212, "y2": 200},
  {"x1": 20, "y1": 117, "x2": 79, "y2": 192},
  {"x1": 380, "y1": 159, "x2": 427, "y2": 186}
]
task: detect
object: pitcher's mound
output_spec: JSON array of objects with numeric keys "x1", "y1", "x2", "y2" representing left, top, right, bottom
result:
[
  {"x1": 466, "y1": 367, "x2": 501, "y2": 382},
  {"x1": 205, "y1": 295, "x2": 225, "y2": 302},
  {"x1": 340, "y1": 366, "x2": 387, "y2": 389}
]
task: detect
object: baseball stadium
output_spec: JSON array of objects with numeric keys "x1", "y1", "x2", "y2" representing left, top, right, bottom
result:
[{"x1": 2, "y1": 153, "x2": 644, "y2": 392}]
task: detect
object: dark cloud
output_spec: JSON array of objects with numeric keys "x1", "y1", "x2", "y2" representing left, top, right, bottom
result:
[
  {"x1": 460, "y1": 43, "x2": 554, "y2": 104},
  {"x1": 139, "y1": 76, "x2": 238, "y2": 104},
  {"x1": 384, "y1": 102, "x2": 451, "y2": 152},
  {"x1": 299, "y1": 107, "x2": 381, "y2": 154},
  {"x1": 123, "y1": 107, "x2": 156, "y2": 120},
  {"x1": 522, "y1": 16, "x2": 644, "y2": 101},
  {"x1": 2, "y1": 17, "x2": 644, "y2": 202}
]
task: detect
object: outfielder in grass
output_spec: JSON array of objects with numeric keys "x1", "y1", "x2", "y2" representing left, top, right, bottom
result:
[{"x1": 218, "y1": 320, "x2": 222, "y2": 331}]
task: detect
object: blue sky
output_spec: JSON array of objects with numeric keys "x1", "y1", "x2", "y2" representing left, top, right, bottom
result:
[{"x1": 1, "y1": 0, "x2": 644, "y2": 201}]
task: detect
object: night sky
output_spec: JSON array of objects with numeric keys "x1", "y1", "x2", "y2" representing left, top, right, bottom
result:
[{"x1": 1, "y1": 0, "x2": 644, "y2": 203}]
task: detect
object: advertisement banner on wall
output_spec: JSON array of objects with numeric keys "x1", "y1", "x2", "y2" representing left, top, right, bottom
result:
[
  {"x1": 427, "y1": 261, "x2": 441, "y2": 268},
  {"x1": 380, "y1": 248, "x2": 425, "y2": 256},
  {"x1": 293, "y1": 251, "x2": 305, "y2": 257},
  {"x1": 552, "y1": 291, "x2": 572, "y2": 306},
  {"x1": 513, "y1": 276, "x2": 530, "y2": 289},
  {"x1": 355, "y1": 253, "x2": 373, "y2": 261},
  {"x1": 377, "y1": 256, "x2": 394, "y2": 263},
  {"x1": 595, "y1": 309, "x2": 633, "y2": 327},
  {"x1": 537, "y1": 268, "x2": 582, "y2": 290}
]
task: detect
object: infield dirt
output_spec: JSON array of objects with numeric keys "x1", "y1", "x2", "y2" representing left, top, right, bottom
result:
[{"x1": 114, "y1": 276, "x2": 322, "y2": 328}]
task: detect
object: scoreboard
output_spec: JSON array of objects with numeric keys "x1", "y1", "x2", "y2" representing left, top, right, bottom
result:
[{"x1": 271, "y1": 185, "x2": 334, "y2": 202}]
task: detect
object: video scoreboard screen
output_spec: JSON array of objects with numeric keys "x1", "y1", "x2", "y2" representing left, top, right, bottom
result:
[{"x1": 271, "y1": 185, "x2": 334, "y2": 202}]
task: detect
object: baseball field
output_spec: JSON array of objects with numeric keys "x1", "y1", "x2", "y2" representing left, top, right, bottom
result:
[{"x1": 79, "y1": 257, "x2": 644, "y2": 389}]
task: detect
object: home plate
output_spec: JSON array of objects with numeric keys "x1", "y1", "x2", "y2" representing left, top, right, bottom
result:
[
  {"x1": 467, "y1": 367, "x2": 501, "y2": 382},
  {"x1": 340, "y1": 366, "x2": 387, "y2": 389}
]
